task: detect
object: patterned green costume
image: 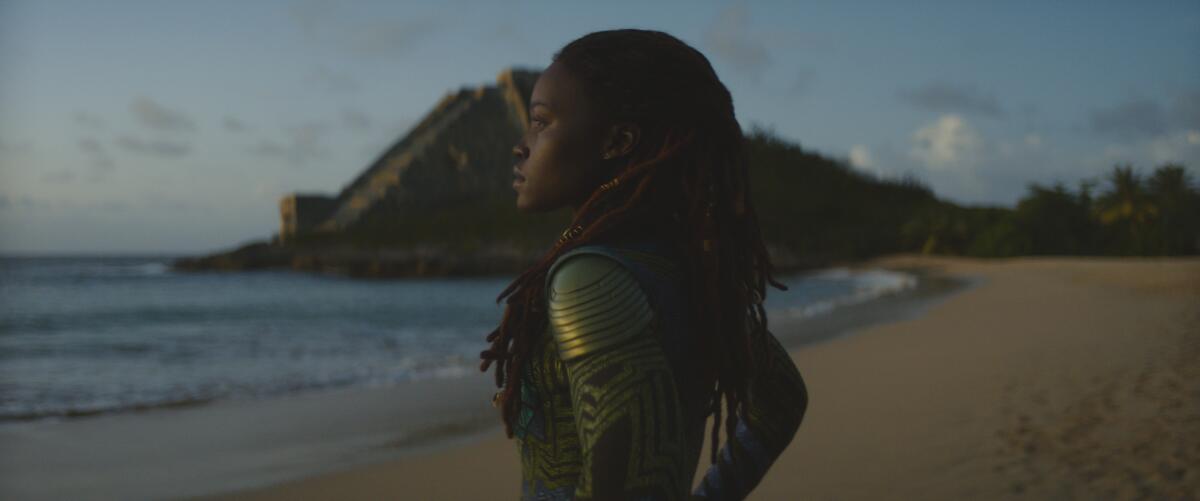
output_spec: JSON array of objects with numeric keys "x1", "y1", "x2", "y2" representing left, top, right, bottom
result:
[{"x1": 515, "y1": 240, "x2": 807, "y2": 500}]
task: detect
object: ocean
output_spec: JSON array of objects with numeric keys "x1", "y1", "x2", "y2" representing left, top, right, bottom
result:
[{"x1": 0, "y1": 255, "x2": 918, "y2": 424}]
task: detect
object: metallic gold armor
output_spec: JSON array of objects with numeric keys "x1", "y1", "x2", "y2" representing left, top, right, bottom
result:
[
  {"x1": 515, "y1": 242, "x2": 807, "y2": 500},
  {"x1": 547, "y1": 255, "x2": 654, "y2": 362}
]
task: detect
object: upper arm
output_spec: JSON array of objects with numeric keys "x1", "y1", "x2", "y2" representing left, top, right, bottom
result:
[
  {"x1": 546, "y1": 254, "x2": 689, "y2": 500},
  {"x1": 743, "y1": 330, "x2": 807, "y2": 452},
  {"x1": 692, "y1": 330, "x2": 807, "y2": 500}
]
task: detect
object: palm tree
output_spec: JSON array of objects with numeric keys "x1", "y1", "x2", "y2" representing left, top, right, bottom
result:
[
  {"x1": 1014, "y1": 181, "x2": 1093, "y2": 254},
  {"x1": 1094, "y1": 164, "x2": 1159, "y2": 254},
  {"x1": 1146, "y1": 163, "x2": 1200, "y2": 254}
]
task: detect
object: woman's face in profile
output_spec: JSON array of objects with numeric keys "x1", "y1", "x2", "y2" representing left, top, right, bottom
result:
[{"x1": 511, "y1": 61, "x2": 609, "y2": 214}]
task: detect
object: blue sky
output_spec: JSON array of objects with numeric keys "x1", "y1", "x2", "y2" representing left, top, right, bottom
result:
[{"x1": 1, "y1": 0, "x2": 1197, "y2": 254}]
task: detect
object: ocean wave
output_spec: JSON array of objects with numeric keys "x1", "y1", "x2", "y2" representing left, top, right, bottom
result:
[
  {"x1": 0, "y1": 351, "x2": 482, "y2": 424},
  {"x1": 0, "y1": 394, "x2": 221, "y2": 423},
  {"x1": 0, "y1": 260, "x2": 910, "y2": 425},
  {"x1": 0, "y1": 257, "x2": 173, "y2": 285},
  {"x1": 774, "y1": 268, "x2": 918, "y2": 321}
]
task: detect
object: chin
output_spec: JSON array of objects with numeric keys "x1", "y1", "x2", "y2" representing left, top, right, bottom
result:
[
  {"x1": 515, "y1": 201, "x2": 544, "y2": 213},
  {"x1": 514, "y1": 196, "x2": 536, "y2": 213},
  {"x1": 515, "y1": 196, "x2": 559, "y2": 214}
]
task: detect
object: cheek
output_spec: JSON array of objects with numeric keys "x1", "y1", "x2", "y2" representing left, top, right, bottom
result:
[
  {"x1": 528, "y1": 133, "x2": 566, "y2": 185},
  {"x1": 534, "y1": 128, "x2": 593, "y2": 183}
]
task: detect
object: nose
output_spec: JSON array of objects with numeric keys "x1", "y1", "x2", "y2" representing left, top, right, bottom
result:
[{"x1": 512, "y1": 143, "x2": 527, "y2": 160}]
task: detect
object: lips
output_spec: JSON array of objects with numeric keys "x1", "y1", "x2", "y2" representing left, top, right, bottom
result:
[{"x1": 512, "y1": 167, "x2": 526, "y2": 185}]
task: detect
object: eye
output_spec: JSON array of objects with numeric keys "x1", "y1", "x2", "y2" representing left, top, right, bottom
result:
[{"x1": 531, "y1": 116, "x2": 547, "y2": 128}]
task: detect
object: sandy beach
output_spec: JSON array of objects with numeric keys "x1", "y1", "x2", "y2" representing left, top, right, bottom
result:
[
  {"x1": 185, "y1": 254, "x2": 1199, "y2": 500},
  {"x1": 2, "y1": 254, "x2": 1195, "y2": 500}
]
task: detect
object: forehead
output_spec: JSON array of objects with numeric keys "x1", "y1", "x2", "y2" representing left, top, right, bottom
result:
[{"x1": 531, "y1": 62, "x2": 589, "y2": 114}]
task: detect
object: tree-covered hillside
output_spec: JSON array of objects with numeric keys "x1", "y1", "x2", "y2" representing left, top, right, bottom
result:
[{"x1": 176, "y1": 128, "x2": 1197, "y2": 278}]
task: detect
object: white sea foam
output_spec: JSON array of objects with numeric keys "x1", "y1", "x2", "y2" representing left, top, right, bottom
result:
[
  {"x1": 1, "y1": 258, "x2": 911, "y2": 423},
  {"x1": 774, "y1": 267, "x2": 918, "y2": 321}
]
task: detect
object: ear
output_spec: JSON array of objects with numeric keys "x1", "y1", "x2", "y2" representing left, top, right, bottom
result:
[{"x1": 600, "y1": 122, "x2": 640, "y2": 160}]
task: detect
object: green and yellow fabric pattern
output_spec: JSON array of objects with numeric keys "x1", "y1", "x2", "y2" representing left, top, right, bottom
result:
[{"x1": 514, "y1": 242, "x2": 806, "y2": 501}]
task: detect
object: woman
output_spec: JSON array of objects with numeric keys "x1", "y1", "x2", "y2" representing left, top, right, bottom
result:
[{"x1": 480, "y1": 29, "x2": 808, "y2": 500}]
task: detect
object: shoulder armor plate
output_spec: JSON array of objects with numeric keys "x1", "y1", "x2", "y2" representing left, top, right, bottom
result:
[{"x1": 547, "y1": 254, "x2": 653, "y2": 362}]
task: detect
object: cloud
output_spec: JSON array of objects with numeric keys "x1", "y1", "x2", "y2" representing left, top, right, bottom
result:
[
  {"x1": 702, "y1": 3, "x2": 771, "y2": 81},
  {"x1": 94, "y1": 200, "x2": 131, "y2": 212},
  {"x1": 998, "y1": 132, "x2": 1047, "y2": 158},
  {"x1": 876, "y1": 117, "x2": 1187, "y2": 207},
  {"x1": 222, "y1": 116, "x2": 249, "y2": 132},
  {"x1": 849, "y1": 144, "x2": 873, "y2": 169},
  {"x1": 79, "y1": 137, "x2": 102, "y2": 154},
  {"x1": 130, "y1": 97, "x2": 196, "y2": 132},
  {"x1": 246, "y1": 121, "x2": 331, "y2": 165},
  {"x1": 13, "y1": 194, "x2": 56, "y2": 210},
  {"x1": 307, "y1": 65, "x2": 361, "y2": 93},
  {"x1": 1146, "y1": 130, "x2": 1200, "y2": 165},
  {"x1": 254, "y1": 181, "x2": 287, "y2": 199},
  {"x1": 1101, "y1": 129, "x2": 1200, "y2": 169},
  {"x1": 285, "y1": 122, "x2": 330, "y2": 146},
  {"x1": 846, "y1": 144, "x2": 886, "y2": 179},
  {"x1": 909, "y1": 114, "x2": 982, "y2": 170},
  {"x1": 79, "y1": 137, "x2": 116, "y2": 171},
  {"x1": 897, "y1": 81, "x2": 1005, "y2": 118},
  {"x1": 248, "y1": 140, "x2": 288, "y2": 157},
  {"x1": 348, "y1": 20, "x2": 437, "y2": 57},
  {"x1": 290, "y1": 0, "x2": 440, "y2": 58},
  {"x1": 342, "y1": 108, "x2": 371, "y2": 131},
  {"x1": 1169, "y1": 89, "x2": 1200, "y2": 130},
  {"x1": 879, "y1": 118, "x2": 1052, "y2": 206},
  {"x1": 0, "y1": 138, "x2": 32, "y2": 155},
  {"x1": 790, "y1": 67, "x2": 817, "y2": 96},
  {"x1": 39, "y1": 169, "x2": 77, "y2": 184},
  {"x1": 483, "y1": 22, "x2": 529, "y2": 48},
  {"x1": 116, "y1": 135, "x2": 192, "y2": 157},
  {"x1": 1087, "y1": 90, "x2": 1200, "y2": 140},
  {"x1": 899, "y1": 114, "x2": 1004, "y2": 203},
  {"x1": 0, "y1": 194, "x2": 136, "y2": 213},
  {"x1": 72, "y1": 110, "x2": 106, "y2": 129},
  {"x1": 1088, "y1": 97, "x2": 1167, "y2": 139},
  {"x1": 81, "y1": 170, "x2": 110, "y2": 183},
  {"x1": 142, "y1": 191, "x2": 205, "y2": 212}
]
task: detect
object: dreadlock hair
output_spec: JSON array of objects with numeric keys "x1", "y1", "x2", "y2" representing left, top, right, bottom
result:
[{"x1": 478, "y1": 29, "x2": 788, "y2": 466}]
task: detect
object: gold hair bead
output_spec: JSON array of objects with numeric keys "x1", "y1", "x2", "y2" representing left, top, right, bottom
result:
[
  {"x1": 557, "y1": 224, "x2": 584, "y2": 246},
  {"x1": 599, "y1": 177, "x2": 620, "y2": 191}
]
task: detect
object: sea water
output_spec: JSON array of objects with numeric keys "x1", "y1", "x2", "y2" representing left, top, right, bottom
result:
[{"x1": 0, "y1": 255, "x2": 916, "y2": 424}]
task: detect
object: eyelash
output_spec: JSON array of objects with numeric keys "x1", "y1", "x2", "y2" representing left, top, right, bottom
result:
[{"x1": 531, "y1": 117, "x2": 547, "y2": 128}]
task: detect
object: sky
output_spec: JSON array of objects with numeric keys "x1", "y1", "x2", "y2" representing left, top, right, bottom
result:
[{"x1": 1, "y1": 0, "x2": 1197, "y2": 255}]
